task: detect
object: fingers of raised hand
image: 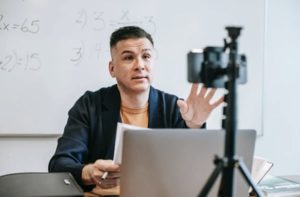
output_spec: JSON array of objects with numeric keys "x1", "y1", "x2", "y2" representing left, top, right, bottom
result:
[
  {"x1": 197, "y1": 87, "x2": 221, "y2": 108},
  {"x1": 190, "y1": 84, "x2": 216, "y2": 100},
  {"x1": 205, "y1": 88, "x2": 217, "y2": 101},
  {"x1": 190, "y1": 83, "x2": 199, "y2": 96},
  {"x1": 177, "y1": 99, "x2": 188, "y2": 114},
  {"x1": 189, "y1": 84, "x2": 208, "y2": 98},
  {"x1": 211, "y1": 95, "x2": 224, "y2": 108}
]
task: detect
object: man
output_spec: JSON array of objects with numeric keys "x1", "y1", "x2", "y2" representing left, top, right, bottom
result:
[{"x1": 48, "y1": 26, "x2": 223, "y2": 191}]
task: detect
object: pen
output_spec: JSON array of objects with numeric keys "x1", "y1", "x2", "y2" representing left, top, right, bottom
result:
[{"x1": 101, "y1": 171, "x2": 108, "y2": 180}]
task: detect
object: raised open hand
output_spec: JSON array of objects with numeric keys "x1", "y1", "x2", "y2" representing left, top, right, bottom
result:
[{"x1": 177, "y1": 84, "x2": 224, "y2": 128}]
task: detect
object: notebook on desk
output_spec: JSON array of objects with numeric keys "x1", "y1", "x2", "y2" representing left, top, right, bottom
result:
[{"x1": 120, "y1": 129, "x2": 256, "y2": 197}]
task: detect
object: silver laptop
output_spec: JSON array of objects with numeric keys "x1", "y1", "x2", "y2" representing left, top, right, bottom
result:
[{"x1": 120, "y1": 129, "x2": 256, "y2": 197}]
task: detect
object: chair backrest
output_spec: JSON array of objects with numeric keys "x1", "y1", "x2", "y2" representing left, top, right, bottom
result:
[{"x1": 0, "y1": 172, "x2": 83, "y2": 197}]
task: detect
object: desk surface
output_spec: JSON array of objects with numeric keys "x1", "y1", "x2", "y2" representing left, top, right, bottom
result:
[
  {"x1": 84, "y1": 176, "x2": 300, "y2": 197},
  {"x1": 84, "y1": 185, "x2": 119, "y2": 197},
  {"x1": 249, "y1": 175, "x2": 300, "y2": 197},
  {"x1": 281, "y1": 175, "x2": 300, "y2": 183}
]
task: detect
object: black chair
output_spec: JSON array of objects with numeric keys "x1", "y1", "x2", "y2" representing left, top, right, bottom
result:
[{"x1": 0, "y1": 172, "x2": 83, "y2": 197}]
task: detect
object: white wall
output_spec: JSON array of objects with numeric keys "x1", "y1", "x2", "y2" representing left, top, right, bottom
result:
[
  {"x1": 0, "y1": 0, "x2": 299, "y2": 176},
  {"x1": 255, "y1": 0, "x2": 300, "y2": 175},
  {"x1": 0, "y1": 137, "x2": 58, "y2": 175}
]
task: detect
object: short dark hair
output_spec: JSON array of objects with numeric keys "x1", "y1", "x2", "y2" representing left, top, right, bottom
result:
[{"x1": 110, "y1": 26, "x2": 154, "y2": 48}]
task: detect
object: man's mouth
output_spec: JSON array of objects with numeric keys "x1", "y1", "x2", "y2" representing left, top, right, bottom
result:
[{"x1": 132, "y1": 76, "x2": 148, "y2": 80}]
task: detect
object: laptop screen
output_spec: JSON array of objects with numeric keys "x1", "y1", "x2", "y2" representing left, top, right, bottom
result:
[{"x1": 120, "y1": 129, "x2": 256, "y2": 197}]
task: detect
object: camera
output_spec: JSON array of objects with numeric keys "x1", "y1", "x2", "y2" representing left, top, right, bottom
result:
[{"x1": 187, "y1": 47, "x2": 247, "y2": 88}]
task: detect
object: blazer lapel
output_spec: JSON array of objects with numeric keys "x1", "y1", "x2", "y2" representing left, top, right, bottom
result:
[
  {"x1": 101, "y1": 85, "x2": 121, "y2": 159},
  {"x1": 148, "y1": 86, "x2": 162, "y2": 128}
]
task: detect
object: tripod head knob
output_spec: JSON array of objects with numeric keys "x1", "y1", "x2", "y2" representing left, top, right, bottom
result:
[
  {"x1": 226, "y1": 26, "x2": 242, "y2": 41},
  {"x1": 223, "y1": 38, "x2": 229, "y2": 51}
]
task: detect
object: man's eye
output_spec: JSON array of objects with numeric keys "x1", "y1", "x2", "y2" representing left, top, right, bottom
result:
[
  {"x1": 143, "y1": 54, "x2": 151, "y2": 60},
  {"x1": 123, "y1": 56, "x2": 133, "y2": 60}
]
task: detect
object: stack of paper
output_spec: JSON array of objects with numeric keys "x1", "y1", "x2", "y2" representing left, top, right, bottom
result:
[
  {"x1": 113, "y1": 122, "x2": 147, "y2": 164},
  {"x1": 251, "y1": 156, "x2": 274, "y2": 184}
]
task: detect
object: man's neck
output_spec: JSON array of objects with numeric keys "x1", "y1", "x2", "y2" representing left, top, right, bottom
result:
[{"x1": 118, "y1": 87, "x2": 150, "y2": 109}]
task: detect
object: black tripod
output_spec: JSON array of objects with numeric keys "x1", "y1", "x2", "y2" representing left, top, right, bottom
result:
[{"x1": 198, "y1": 27, "x2": 264, "y2": 197}]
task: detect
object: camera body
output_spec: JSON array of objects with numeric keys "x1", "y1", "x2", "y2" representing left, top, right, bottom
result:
[{"x1": 187, "y1": 47, "x2": 247, "y2": 88}]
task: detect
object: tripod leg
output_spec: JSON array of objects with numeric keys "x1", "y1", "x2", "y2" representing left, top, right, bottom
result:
[
  {"x1": 218, "y1": 163, "x2": 235, "y2": 197},
  {"x1": 238, "y1": 160, "x2": 265, "y2": 197},
  {"x1": 199, "y1": 160, "x2": 224, "y2": 197}
]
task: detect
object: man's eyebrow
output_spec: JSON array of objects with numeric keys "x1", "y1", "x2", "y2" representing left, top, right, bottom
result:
[
  {"x1": 121, "y1": 50, "x2": 134, "y2": 55},
  {"x1": 142, "y1": 48, "x2": 152, "y2": 52},
  {"x1": 120, "y1": 48, "x2": 152, "y2": 55}
]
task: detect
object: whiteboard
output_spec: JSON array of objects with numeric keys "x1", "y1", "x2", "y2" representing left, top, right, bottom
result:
[{"x1": 0, "y1": 0, "x2": 265, "y2": 135}]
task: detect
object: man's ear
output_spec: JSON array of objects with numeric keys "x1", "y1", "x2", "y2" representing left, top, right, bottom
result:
[{"x1": 109, "y1": 61, "x2": 115, "y2": 77}]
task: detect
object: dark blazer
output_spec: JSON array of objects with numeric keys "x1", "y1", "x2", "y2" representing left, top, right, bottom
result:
[{"x1": 49, "y1": 85, "x2": 195, "y2": 190}]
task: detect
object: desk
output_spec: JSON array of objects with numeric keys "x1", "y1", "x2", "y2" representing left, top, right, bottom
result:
[
  {"x1": 84, "y1": 186, "x2": 119, "y2": 197},
  {"x1": 281, "y1": 175, "x2": 300, "y2": 183},
  {"x1": 85, "y1": 176, "x2": 300, "y2": 197},
  {"x1": 250, "y1": 175, "x2": 300, "y2": 197}
]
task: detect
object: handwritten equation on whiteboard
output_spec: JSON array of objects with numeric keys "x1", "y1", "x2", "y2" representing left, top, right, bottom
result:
[
  {"x1": 0, "y1": 10, "x2": 156, "y2": 72},
  {"x1": 0, "y1": 14, "x2": 40, "y2": 34},
  {"x1": 0, "y1": 51, "x2": 41, "y2": 72},
  {"x1": 75, "y1": 9, "x2": 156, "y2": 34}
]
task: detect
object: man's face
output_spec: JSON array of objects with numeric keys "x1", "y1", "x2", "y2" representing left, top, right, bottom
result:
[{"x1": 109, "y1": 38, "x2": 154, "y2": 94}]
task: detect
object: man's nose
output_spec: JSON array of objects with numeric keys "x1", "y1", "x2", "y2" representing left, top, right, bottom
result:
[{"x1": 135, "y1": 57, "x2": 145, "y2": 70}]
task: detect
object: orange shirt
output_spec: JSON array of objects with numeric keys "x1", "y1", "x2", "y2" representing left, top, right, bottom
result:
[{"x1": 120, "y1": 103, "x2": 149, "y2": 128}]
